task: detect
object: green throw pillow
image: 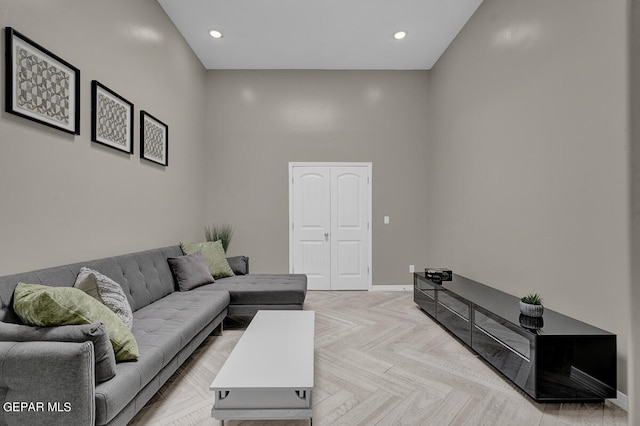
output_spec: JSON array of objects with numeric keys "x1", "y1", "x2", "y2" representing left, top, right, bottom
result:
[
  {"x1": 13, "y1": 283, "x2": 139, "y2": 361},
  {"x1": 180, "y1": 240, "x2": 235, "y2": 278}
]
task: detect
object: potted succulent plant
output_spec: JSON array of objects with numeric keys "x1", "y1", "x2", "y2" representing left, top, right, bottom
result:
[
  {"x1": 519, "y1": 293, "x2": 544, "y2": 318},
  {"x1": 519, "y1": 314, "x2": 544, "y2": 330}
]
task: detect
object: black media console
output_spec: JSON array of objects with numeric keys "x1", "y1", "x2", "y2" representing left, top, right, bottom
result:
[{"x1": 414, "y1": 272, "x2": 617, "y2": 402}]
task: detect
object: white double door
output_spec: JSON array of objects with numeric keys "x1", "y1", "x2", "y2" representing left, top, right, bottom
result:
[{"x1": 289, "y1": 164, "x2": 371, "y2": 291}]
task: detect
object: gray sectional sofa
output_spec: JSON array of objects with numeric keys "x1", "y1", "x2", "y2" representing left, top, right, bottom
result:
[{"x1": 0, "y1": 246, "x2": 307, "y2": 426}]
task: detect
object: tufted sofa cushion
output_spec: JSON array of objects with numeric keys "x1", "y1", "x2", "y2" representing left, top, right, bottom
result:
[
  {"x1": 76, "y1": 247, "x2": 181, "y2": 312},
  {"x1": 93, "y1": 288, "x2": 230, "y2": 425},
  {"x1": 196, "y1": 274, "x2": 307, "y2": 306}
]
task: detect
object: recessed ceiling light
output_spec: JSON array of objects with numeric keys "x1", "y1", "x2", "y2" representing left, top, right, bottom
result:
[
  {"x1": 209, "y1": 29, "x2": 223, "y2": 39},
  {"x1": 393, "y1": 31, "x2": 407, "y2": 40}
]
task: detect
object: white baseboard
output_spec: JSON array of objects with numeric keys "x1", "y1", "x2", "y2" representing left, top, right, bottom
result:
[
  {"x1": 370, "y1": 285, "x2": 412, "y2": 292},
  {"x1": 609, "y1": 390, "x2": 628, "y2": 411}
]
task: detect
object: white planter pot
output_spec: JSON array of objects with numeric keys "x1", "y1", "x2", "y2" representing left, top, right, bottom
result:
[{"x1": 519, "y1": 301, "x2": 544, "y2": 318}]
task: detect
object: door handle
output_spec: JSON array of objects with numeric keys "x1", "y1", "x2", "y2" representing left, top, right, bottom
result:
[{"x1": 324, "y1": 232, "x2": 329, "y2": 240}]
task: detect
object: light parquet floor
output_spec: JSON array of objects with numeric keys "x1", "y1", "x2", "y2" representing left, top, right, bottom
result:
[{"x1": 129, "y1": 291, "x2": 627, "y2": 426}]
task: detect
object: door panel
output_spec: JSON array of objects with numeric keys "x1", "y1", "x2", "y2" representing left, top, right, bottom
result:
[
  {"x1": 292, "y1": 168, "x2": 331, "y2": 290},
  {"x1": 300, "y1": 241, "x2": 325, "y2": 277},
  {"x1": 331, "y1": 168, "x2": 369, "y2": 290},
  {"x1": 336, "y1": 174, "x2": 360, "y2": 228},
  {"x1": 336, "y1": 241, "x2": 361, "y2": 276}
]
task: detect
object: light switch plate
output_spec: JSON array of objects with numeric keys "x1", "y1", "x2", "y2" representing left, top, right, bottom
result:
[{"x1": 384, "y1": 216, "x2": 390, "y2": 224}]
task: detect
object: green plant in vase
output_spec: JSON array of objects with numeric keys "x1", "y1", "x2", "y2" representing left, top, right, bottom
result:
[
  {"x1": 205, "y1": 224, "x2": 234, "y2": 253},
  {"x1": 519, "y1": 293, "x2": 544, "y2": 318}
]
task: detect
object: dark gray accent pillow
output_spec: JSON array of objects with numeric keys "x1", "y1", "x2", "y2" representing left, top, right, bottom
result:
[
  {"x1": 0, "y1": 322, "x2": 116, "y2": 382},
  {"x1": 167, "y1": 251, "x2": 215, "y2": 291},
  {"x1": 227, "y1": 256, "x2": 249, "y2": 275}
]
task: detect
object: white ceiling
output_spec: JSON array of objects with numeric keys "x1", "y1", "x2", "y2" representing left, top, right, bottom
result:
[{"x1": 157, "y1": 0, "x2": 483, "y2": 70}]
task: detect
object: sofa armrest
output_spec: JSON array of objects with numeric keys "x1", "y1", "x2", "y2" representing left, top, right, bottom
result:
[
  {"x1": 0, "y1": 322, "x2": 116, "y2": 383},
  {"x1": 227, "y1": 256, "x2": 249, "y2": 275},
  {"x1": 0, "y1": 341, "x2": 95, "y2": 426}
]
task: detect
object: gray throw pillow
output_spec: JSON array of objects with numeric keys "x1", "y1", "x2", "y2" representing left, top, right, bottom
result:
[
  {"x1": 73, "y1": 272, "x2": 104, "y2": 303},
  {"x1": 167, "y1": 251, "x2": 215, "y2": 291},
  {"x1": 227, "y1": 256, "x2": 249, "y2": 275},
  {"x1": 75, "y1": 267, "x2": 134, "y2": 329},
  {"x1": 0, "y1": 322, "x2": 116, "y2": 382}
]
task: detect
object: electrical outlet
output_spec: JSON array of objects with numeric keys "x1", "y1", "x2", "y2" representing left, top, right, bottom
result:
[{"x1": 409, "y1": 264, "x2": 415, "y2": 273}]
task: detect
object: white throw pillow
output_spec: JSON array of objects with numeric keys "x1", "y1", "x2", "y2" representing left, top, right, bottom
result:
[{"x1": 75, "y1": 267, "x2": 133, "y2": 329}]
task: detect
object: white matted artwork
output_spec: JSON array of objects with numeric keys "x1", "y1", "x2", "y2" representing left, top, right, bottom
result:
[
  {"x1": 5, "y1": 27, "x2": 80, "y2": 135},
  {"x1": 91, "y1": 81, "x2": 134, "y2": 153},
  {"x1": 140, "y1": 111, "x2": 168, "y2": 166}
]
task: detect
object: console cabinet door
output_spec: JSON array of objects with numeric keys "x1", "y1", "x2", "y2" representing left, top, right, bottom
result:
[
  {"x1": 436, "y1": 290, "x2": 471, "y2": 345},
  {"x1": 472, "y1": 307, "x2": 535, "y2": 394},
  {"x1": 414, "y1": 274, "x2": 437, "y2": 317}
]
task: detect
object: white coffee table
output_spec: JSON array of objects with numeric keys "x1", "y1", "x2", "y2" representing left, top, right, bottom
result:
[{"x1": 210, "y1": 310, "x2": 315, "y2": 425}]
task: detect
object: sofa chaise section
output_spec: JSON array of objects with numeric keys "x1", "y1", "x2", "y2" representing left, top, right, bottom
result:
[{"x1": 206, "y1": 273, "x2": 307, "y2": 316}]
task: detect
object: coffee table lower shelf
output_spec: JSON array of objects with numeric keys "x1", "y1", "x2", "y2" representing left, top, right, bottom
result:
[
  {"x1": 211, "y1": 387, "x2": 313, "y2": 425},
  {"x1": 212, "y1": 407, "x2": 312, "y2": 425}
]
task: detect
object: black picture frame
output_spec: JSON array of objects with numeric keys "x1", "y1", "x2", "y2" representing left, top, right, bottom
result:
[
  {"x1": 5, "y1": 27, "x2": 80, "y2": 135},
  {"x1": 140, "y1": 111, "x2": 168, "y2": 166},
  {"x1": 91, "y1": 81, "x2": 134, "y2": 153}
]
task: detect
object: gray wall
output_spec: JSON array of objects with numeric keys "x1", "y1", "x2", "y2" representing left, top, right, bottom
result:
[
  {"x1": 427, "y1": 0, "x2": 630, "y2": 393},
  {"x1": 205, "y1": 70, "x2": 430, "y2": 284},
  {"x1": 0, "y1": 0, "x2": 207, "y2": 274},
  {"x1": 629, "y1": 0, "x2": 639, "y2": 421}
]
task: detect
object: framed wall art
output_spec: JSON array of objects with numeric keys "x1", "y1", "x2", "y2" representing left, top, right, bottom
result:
[
  {"x1": 140, "y1": 111, "x2": 168, "y2": 166},
  {"x1": 5, "y1": 27, "x2": 80, "y2": 135},
  {"x1": 91, "y1": 81, "x2": 134, "y2": 153}
]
